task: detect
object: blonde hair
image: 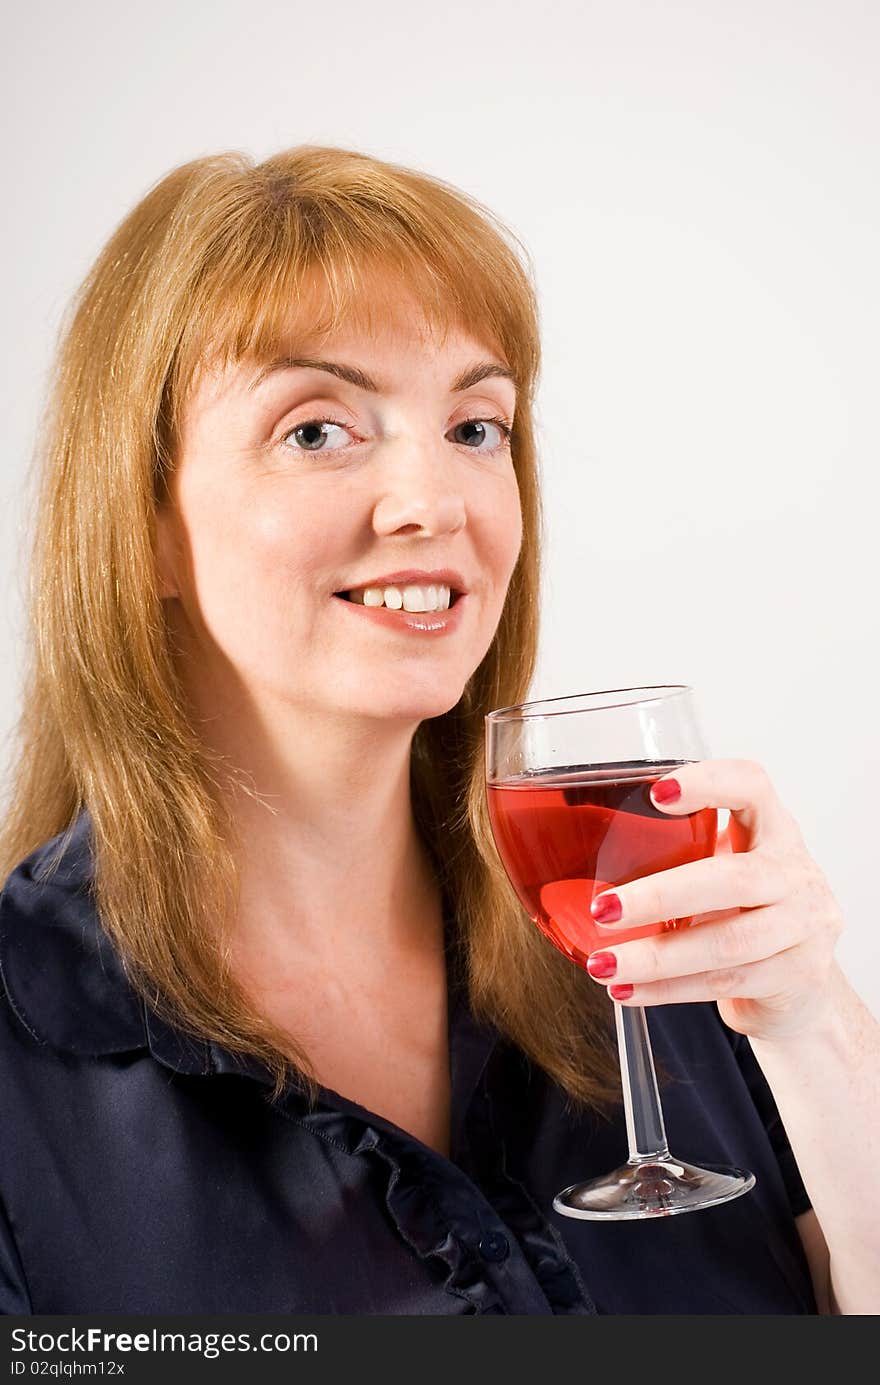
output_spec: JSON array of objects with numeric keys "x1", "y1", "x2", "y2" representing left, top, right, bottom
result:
[{"x1": 0, "y1": 145, "x2": 620, "y2": 1111}]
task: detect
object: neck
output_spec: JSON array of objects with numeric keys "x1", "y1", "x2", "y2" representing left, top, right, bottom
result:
[
  {"x1": 163, "y1": 597, "x2": 448, "y2": 975},
  {"x1": 177, "y1": 676, "x2": 443, "y2": 971},
  {"x1": 227, "y1": 745, "x2": 442, "y2": 967}
]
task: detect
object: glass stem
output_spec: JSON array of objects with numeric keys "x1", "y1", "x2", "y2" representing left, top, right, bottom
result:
[{"x1": 614, "y1": 1002, "x2": 671, "y2": 1163}]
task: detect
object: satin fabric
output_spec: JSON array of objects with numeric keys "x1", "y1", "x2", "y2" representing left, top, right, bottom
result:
[{"x1": 0, "y1": 812, "x2": 816, "y2": 1314}]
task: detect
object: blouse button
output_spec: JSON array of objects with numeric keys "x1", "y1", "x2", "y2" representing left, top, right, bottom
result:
[{"x1": 478, "y1": 1231, "x2": 510, "y2": 1263}]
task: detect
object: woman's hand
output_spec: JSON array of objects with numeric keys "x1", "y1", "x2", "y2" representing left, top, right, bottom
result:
[{"x1": 585, "y1": 758, "x2": 846, "y2": 1043}]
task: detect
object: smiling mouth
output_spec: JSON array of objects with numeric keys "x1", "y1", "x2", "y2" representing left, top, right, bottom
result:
[{"x1": 333, "y1": 590, "x2": 463, "y2": 607}]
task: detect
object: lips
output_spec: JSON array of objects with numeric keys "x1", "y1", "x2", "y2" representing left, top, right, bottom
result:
[
  {"x1": 335, "y1": 589, "x2": 462, "y2": 606},
  {"x1": 331, "y1": 590, "x2": 469, "y2": 636},
  {"x1": 333, "y1": 568, "x2": 468, "y2": 599}
]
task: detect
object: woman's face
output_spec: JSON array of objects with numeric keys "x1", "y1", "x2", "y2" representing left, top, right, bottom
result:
[{"x1": 156, "y1": 294, "x2": 523, "y2": 730}]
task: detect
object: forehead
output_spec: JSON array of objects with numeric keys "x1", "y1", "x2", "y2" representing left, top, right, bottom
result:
[
  {"x1": 185, "y1": 266, "x2": 510, "y2": 406},
  {"x1": 192, "y1": 314, "x2": 509, "y2": 415}
]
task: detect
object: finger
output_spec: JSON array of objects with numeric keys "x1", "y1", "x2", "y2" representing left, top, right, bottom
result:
[
  {"x1": 592, "y1": 848, "x2": 788, "y2": 932},
  {"x1": 649, "y1": 758, "x2": 804, "y2": 852},
  {"x1": 588, "y1": 901, "x2": 818, "y2": 987},
  {"x1": 606, "y1": 940, "x2": 823, "y2": 1007}
]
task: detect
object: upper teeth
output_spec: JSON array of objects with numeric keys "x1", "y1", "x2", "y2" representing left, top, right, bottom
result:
[{"x1": 348, "y1": 584, "x2": 452, "y2": 611}]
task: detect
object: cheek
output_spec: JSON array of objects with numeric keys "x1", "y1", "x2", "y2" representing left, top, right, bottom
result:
[
  {"x1": 505, "y1": 484, "x2": 524, "y2": 571},
  {"x1": 243, "y1": 498, "x2": 330, "y2": 581},
  {"x1": 178, "y1": 486, "x2": 331, "y2": 641},
  {"x1": 465, "y1": 476, "x2": 523, "y2": 648},
  {"x1": 486, "y1": 475, "x2": 524, "y2": 588}
]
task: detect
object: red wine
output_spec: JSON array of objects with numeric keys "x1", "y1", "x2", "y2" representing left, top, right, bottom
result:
[{"x1": 487, "y1": 760, "x2": 718, "y2": 968}]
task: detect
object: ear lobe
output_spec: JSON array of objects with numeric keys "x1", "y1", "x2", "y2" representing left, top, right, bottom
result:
[{"x1": 154, "y1": 506, "x2": 180, "y2": 601}]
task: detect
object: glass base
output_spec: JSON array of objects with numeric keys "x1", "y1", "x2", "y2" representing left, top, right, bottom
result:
[{"x1": 553, "y1": 1157, "x2": 756, "y2": 1221}]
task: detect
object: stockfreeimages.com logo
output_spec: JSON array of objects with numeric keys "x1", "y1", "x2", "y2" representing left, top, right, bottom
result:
[{"x1": 10, "y1": 1328, "x2": 317, "y2": 1360}]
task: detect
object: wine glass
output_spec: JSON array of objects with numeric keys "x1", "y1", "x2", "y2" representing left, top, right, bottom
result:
[{"x1": 484, "y1": 685, "x2": 756, "y2": 1220}]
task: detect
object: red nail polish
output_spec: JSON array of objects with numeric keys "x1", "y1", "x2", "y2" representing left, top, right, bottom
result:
[
  {"x1": 590, "y1": 892, "x2": 622, "y2": 925},
  {"x1": 587, "y1": 951, "x2": 617, "y2": 980},
  {"x1": 651, "y1": 778, "x2": 681, "y2": 804},
  {"x1": 609, "y1": 984, "x2": 634, "y2": 1001}
]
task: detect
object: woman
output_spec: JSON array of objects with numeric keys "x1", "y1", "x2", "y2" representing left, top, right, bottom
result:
[{"x1": 0, "y1": 145, "x2": 876, "y2": 1315}]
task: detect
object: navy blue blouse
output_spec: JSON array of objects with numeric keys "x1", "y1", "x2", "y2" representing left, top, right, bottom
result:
[{"x1": 0, "y1": 811, "x2": 817, "y2": 1315}]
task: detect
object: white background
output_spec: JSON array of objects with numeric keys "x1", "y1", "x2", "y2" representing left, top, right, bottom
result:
[{"x1": 2, "y1": 1, "x2": 877, "y2": 1014}]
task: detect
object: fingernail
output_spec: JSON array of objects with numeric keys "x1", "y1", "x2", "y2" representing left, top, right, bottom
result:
[
  {"x1": 609, "y1": 984, "x2": 635, "y2": 1001},
  {"x1": 651, "y1": 778, "x2": 681, "y2": 804},
  {"x1": 590, "y1": 892, "x2": 622, "y2": 925},
  {"x1": 586, "y1": 951, "x2": 617, "y2": 979}
]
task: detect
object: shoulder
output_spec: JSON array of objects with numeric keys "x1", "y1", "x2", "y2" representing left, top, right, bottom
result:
[{"x1": 0, "y1": 810, "x2": 146, "y2": 1060}]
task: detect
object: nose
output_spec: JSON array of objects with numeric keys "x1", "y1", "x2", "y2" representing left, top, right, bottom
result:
[{"x1": 371, "y1": 439, "x2": 467, "y2": 538}]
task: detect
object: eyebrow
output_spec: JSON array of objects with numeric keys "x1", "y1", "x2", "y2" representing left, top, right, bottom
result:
[{"x1": 246, "y1": 356, "x2": 517, "y2": 396}]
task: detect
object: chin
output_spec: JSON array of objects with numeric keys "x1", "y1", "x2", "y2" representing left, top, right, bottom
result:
[{"x1": 351, "y1": 684, "x2": 467, "y2": 724}]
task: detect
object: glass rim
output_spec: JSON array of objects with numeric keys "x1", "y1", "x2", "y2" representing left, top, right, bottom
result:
[{"x1": 484, "y1": 684, "x2": 693, "y2": 724}]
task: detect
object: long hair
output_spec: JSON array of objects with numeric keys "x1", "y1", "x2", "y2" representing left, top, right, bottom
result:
[{"x1": 0, "y1": 145, "x2": 620, "y2": 1111}]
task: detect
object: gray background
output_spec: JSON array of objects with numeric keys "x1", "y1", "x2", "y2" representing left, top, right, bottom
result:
[{"x1": 2, "y1": 0, "x2": 877, "y2": 1013}]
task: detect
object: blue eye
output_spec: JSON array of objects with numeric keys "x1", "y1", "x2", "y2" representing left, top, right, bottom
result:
[
  {"x1": 279, "y1": 414, "x2": 513, "y2": 456},
  {"x1": 281, "y1": 419, "x2": 355, "y2": 453},
  {"x1": 450, "y1": 417, "x2": 513, "y2": 452}
]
